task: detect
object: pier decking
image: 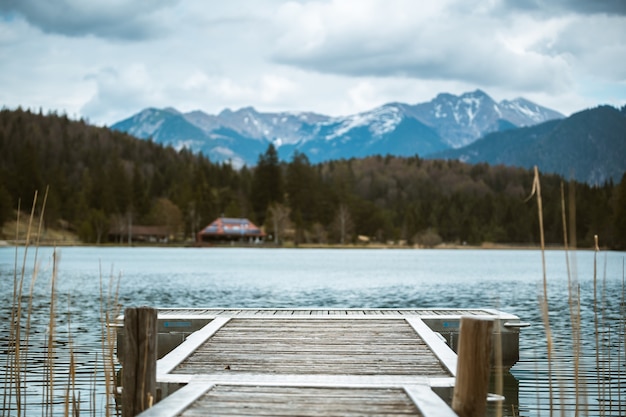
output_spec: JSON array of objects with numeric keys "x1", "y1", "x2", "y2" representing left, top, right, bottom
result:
[
  {"x1": 118, "y1": 309, "x2": 525, "y2": 416},
  {"x1": 166, "y1": 318, "x2": 452, "y2": 376}
]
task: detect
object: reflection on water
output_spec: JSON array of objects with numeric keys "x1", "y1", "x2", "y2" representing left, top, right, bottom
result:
[{"x1": 0, "y1": 247, "x2": 624, "y2": 416}]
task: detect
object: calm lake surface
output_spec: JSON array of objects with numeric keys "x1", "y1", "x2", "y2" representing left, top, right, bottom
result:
[{"x1": 1, "y1": 246, "x2": 625, "y2": 416}]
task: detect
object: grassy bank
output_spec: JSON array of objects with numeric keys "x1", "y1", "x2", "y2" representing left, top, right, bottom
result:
[{"x1": 1, "y1": 217, "x2": 81, "y2": 246}]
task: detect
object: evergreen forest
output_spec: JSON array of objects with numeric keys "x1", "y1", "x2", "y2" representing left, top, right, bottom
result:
[{"x1": 1, "y1": 108, "x2": 625, "y2": 249}]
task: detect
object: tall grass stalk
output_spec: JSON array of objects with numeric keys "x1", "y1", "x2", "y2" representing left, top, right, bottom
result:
[
  {"x1": 2, "y1": 186, "x2": 123, "y2": 417},
  {"x1": 43, "y1": 249, "x2": 58, "y2": 417},
  {"x1": 561, "y1": 181, "x2": 585, "y2": 416},
  {"x1": 17, "y1": 192, "x2": 38, "y2": 414},
  {"x1": 3, "y1": 189, "x2": 53, "y2": 417},
  {"x1": 91, "y1": 352, "x2": 98, "y2": 417},
  {"x1": 99, "y1": 263, "x2": 122, "y2": 417},
  {"x1": 64, "y1": 294, "x2": 80, "y2": 417},
  {"x1": 592, "y1": 235, "x2": 602, "y2": 417},
  {"x1": 24, "y1": 186, "x2": 48, "y2": 417},
  {"x1": 529, "y1": 166, "x2": 554, "y2": 416},
  {"x1": 600, "y1": 248, "x2": 609, "y2": 416},
  {"x1": 6, "y1": 192, "x2": 39, "y2": 416},
  {"x1": 544, "y1": 175, "x2": 626, "y2": 415},
  {"x1": 2, "y1": 199, "x2": 19, "y2": 414},
  {"x1": 22, "y1": 248, "x2": 40, "y2": 417},
  {"x1": 617, "y1": 258, "x2": 626, "y2": 416}
]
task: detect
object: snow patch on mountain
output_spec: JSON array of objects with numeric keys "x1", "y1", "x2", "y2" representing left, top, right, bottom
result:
[
  {"x1": 461, "y1": 96, "x2": 482, "y2": 124},
  {"x1": 325, "y1": 106, "x2": 402, "y2": 141},
  {"x1": 502, "y1": 99, "x2": 544, "y2": 123},
  {"x1": 127, "y1": 109, "x2": 165, "y2": 138},
  {"x1": 371, "y1": 106, "x2": 403, "y2": 137},
  {"x1": 434, "y1": 104, "x2": 444, "y2": 118},
  {"x1": 129, "y1": 118, "x2": 163, "y2": 138}
]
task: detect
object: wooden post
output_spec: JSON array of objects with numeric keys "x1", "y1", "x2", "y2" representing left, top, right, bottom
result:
[
  {"x1": 122, "y1": 307, "x2": 158, "y2": 417},
  {"x1": 452, "y1": 316, "x2": 494, "y2": 417}
]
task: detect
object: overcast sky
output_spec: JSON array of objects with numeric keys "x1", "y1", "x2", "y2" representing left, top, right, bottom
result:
[{"x1": 1, "y1": 0, "x2": 625, "y2": 126}]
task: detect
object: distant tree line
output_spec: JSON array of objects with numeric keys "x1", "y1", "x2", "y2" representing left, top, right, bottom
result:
[{"x1": 1, "y1": 108, "x2": 625, "y2": 249}]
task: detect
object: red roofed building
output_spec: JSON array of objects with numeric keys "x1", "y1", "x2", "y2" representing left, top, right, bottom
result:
[{"x1": 196, "y1": 217, "x2": 265, "y2": 244}]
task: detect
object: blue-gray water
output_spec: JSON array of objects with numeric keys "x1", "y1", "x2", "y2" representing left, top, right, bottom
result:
[{"x1": 1, "y1": 247, "x2": 624, "y2": 416}]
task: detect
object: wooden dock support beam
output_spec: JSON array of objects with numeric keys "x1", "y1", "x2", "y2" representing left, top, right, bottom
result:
[
  {"x1": 452, "y1": 316, "x2": 494, "y2": 417},
  {"x1": 122, "y1": 307, "x2": 158, "y2": 417}
]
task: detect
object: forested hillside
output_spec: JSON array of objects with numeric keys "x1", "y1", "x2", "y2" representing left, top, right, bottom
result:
[
  {"x1": 1, "y1": 108, "x2": 624, "y2": 249},
  {"x1": 433, "y1": 105, "x2": 626, "y2": 184}
]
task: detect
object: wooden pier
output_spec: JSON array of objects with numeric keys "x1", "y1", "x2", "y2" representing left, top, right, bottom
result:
[{"x1": 116, "y1": 309, "x2": 526, "y2": 417}]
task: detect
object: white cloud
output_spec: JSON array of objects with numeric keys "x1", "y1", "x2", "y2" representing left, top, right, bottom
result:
[
  {"x1": 259, "y1": 75, "x2": 298, "y2": 102},
  {"x1": 271, "y1": 0, "x2": 576, "y2": 94},
  {"x1": 0, "y1": 0, "x2": 624, "y2": 124},
  {"x1": 548, "y1": 14, "x2": 626, "y2": 80},
  {"x1": 81, "y1": 64, "x2": 165, "y2": 125}
]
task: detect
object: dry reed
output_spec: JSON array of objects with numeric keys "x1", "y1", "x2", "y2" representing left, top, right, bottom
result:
[
  {"x1": 7, "y1": 192, "x2": 39, "y2": 416},
  {"x1": 528, "y1": 166, "x2": 555, "y2": 415},
  {"x1": 2, "y1": 188, "x2": 121, "y2": 417},
  {"x1": 99, "y1": 263, "x2": 122, "y2": 417},
  {"x1": 529, "y1": 168, "x2": 625, "y2": 416},
  {"x1": 561, "y1": 180, "x2": 587, "y2": 416},
  {"x1": 2, "y1": 199, "x2": 19, "y2": 414}
]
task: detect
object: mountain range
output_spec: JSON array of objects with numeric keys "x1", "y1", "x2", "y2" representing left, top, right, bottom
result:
[
  {"x1": 110, "y1": 90, "x2": 626, "y2": 184},
  {"x1": 111, "y1": 89, "x2": 563, "y2": 166}
]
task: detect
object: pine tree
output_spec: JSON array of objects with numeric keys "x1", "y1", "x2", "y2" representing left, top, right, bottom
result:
[{"x1": 251, "y1": 144, "x2": 283, "y2": 225}]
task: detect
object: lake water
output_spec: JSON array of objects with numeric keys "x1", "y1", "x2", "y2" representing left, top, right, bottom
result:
[{"x1": 1, "y1": 246, "x2": 625, "y2": 416}]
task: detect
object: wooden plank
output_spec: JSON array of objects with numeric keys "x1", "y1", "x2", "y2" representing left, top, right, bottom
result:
[
  {"x1": 152, "y1": 314, "x2": 474, "y2": 381},
  {"x1": 139, "y1": 381, "x2": 460, "y2": 417},
  {"x1": 404, "y1": 384, "x2": 459, "y2": 417},
  {"x1": 169, "y1": 318, "x2": 450, "y2": 377},
  {"x1": 181, "y1": 385, "x2": 423, "y2": 417},
  {"x1": 189, "y1": 374, "x2": 438, "y2": 386},
  {"x1": 150, "y1": 308, "x2": 512, "y2": 319},
  {"x1": 158, "y1": 317, "x2": 230, "y2": 376},
  {"x1": 406, "y1": 318, "x2": 458, "y2": 376},
  {"x1": 157, "y1": 371, "x2": 453, "y2": 388},
  {"x1": 135, "y1": 383, "x2": 212, "y2": 417}
]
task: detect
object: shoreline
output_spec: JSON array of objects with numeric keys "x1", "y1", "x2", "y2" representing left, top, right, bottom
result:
[{"x1": 0, "y1": 239, "x2": 602, "y2": 251}]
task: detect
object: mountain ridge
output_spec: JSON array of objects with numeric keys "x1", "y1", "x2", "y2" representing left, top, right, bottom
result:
[{"x1": 111, "y1": 90, "x2": 564, "y2": 167}]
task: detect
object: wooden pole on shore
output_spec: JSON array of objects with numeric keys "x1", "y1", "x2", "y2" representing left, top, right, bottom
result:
[
  {"x1": 452, "y1": 316, "x2": 494, "y2": 417},
  {"x1": 122, "y1": 307, "x2": 157, "y2": 417}
]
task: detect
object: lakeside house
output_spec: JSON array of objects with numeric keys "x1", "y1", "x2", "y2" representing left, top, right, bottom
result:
[{"x1": 196, "y1": 217, "x2": 265, "y2": 244}]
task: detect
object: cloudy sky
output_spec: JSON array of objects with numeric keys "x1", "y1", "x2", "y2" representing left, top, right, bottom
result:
[{"x1": 1, "y1": 0, "x2": 625, "y2": 126}]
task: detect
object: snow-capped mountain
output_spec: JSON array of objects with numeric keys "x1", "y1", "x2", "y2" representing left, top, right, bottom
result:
[
  {"x1": 111, "y1": 90, "x2": 564, "y2": 166},
  {"x1": 404, "y1": 90, "x2": 564, "y2": 148},
  {"x1": 186, "y1": 107, "x2": 331, "y2": 145}
]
